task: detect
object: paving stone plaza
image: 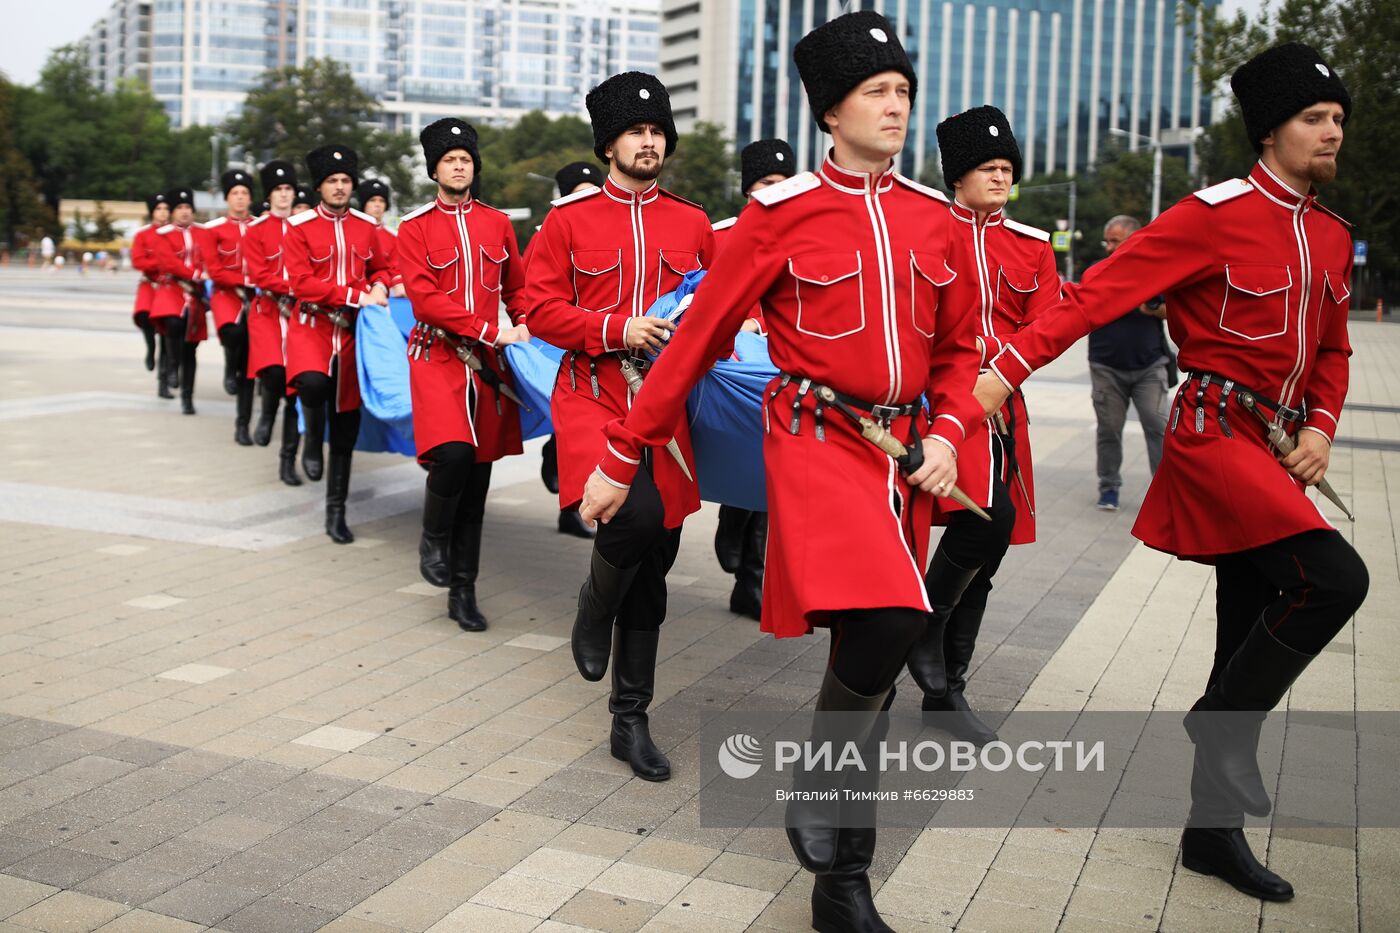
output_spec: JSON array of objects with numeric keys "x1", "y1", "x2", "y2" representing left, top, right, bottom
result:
[{"x1": 0, "y1": 266, "x2": 1394, "y2": 931}]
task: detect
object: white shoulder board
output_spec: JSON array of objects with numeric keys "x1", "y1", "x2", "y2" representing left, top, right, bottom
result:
[
  {"x1": 203, "y1": 216, "x2": 227, "y2": 229},
  {"x1": 551, "y1": 186, "x2": 603, "y2": 208},
  {"x1": 288, "y1": 209, "x2": 319, "y2": 226},
  {"x1": 751, "y1": 171, "x2": 821, "y2": 207},
  {"x1": 383, "y1": 225, "x2": 397, "y2": 236},
  {"x1": 401, "y1": 201, "x2": 435, "y2": 223},
  {"x1": 1004, "y1": 219, "x2": 1051, "y2": 242},
  {"x1": 248, "y1": 215, "x2": 269, "y2": 227},
  {"x1": 156, "y1": 224, "x2": 175, "y2": 234},
  {"x1": 712, "y1": 216, "x2": 738, "y2": 231},
  {"x1": 893, "y1": 174, "x2": 949, "y2": 202},
  {"x1": 1193, "y1": 178, "x2": 1251, "y2": 206},
  {"x1": 348, "y1": 207, "x2": 377, "y2": 224}
]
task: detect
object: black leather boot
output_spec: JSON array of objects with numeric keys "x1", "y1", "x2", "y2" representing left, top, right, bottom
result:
[
  {"x1": 921, "y1": 593, "x2": 998, "y2": 745},
  {"x1": 179, "y1": 350, "x2": 197, "y2": 415},
  {"x1": 302, "y1": 402, "x2": 326, "y2": 482},
  {"x1": 786, "y1": 669, "x2": 890, "y2": 874},
  {"x1": 572, "y1": 549, "x2": 639, "y2": 681},
  {"x1": 714, "y1": 505, "x2": 749, "y2": 574},
  {"x1": 540, "y1": 435, "x2": 560, "y2": 494},
  {"x1": 234, "y1": 379, "x2": 254, "y2": 446},
  {"x1": 157, "y1": 347, "x2": 174, "y2": 399},
  {"x1": 1181, "y1": 827, "x2": 1294, "y2": 900},
  {"x1": 557, "y1": 509, "x2": 596, "y2": 539},
  {"x1": 905, "y1": 549, "x2": 981, "y2": 698},
  {"x1": 221, "y1": 341, "x2": 240, "y2": 395},
  {"x1": 419, "y1": 487, "x2": 459, "y2": 587},
  {"x1": 1183, "y1": 619, "x2": 1315, "y2": 817},
  {"x1": 728, "y1": 511, "x2": 766, "y2": 621},
  {"x1": 140, "y1": 318, "x2": 156, "y2": 371},
  {"x1": 252, "y1": 376, "x2": 279, "y2": 446},
  {"x1": 278, "y1": 404, "x2": 302, "y2": 486},
  {"x1": 324, "y1": 452, "x2": 354, "y2": 544},
  {"x1": 609, "y1": 628, "x2": 669, "y2": 780},
  {"x1": 447, "y1": 521, "x2": 487, "y2": 631}
]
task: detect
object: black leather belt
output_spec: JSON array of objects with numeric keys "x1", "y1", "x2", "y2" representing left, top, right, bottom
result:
[
  {"x1": 1184, "y1": 371, "x2": 1304, "y2": 423},
  {"x1": 776, "y1": 372, "x2": 918, "y2": 441}
]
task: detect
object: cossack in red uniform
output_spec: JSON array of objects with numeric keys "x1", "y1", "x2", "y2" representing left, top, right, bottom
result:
[
  {"x1": 282, "y1": 202, "x2": 392, "y2": 411},
  {"x1": 243, "y1": 212, "x2": 293, "y2": 378},
  {"x1": 398, "y1": 196, "x2": 527, "y2": 462},
  {"x1": 988, "y1": 161, "x2": 1353, "y2": 560},
  {"x1": 598, "y1": 156, "x2": 984, "y2": 637},
  {"x1": 149, "y1": 219, "x2": 209, "y2": 343},
  {"x1": 131, "y1": 223, "x2": 161, "y2": 323},
  {"x1": 524, "y1": 176, "x2": 714, "y2": 526},
  {"x1": 934, "y1": 199, "x2": 1060, "y2": 543},
  {"x1": 203, "y1": 214, "x2": 254, "y2": 332}
]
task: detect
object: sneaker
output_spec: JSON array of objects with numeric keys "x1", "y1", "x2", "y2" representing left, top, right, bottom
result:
[{"x1": 1096, "y1": 489, "x2": 1119, "y2": 511}]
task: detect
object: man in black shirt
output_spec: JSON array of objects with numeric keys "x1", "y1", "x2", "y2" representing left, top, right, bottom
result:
[{"x1": 1087, "y1": 214, "x2": 1169, "y2": 511}]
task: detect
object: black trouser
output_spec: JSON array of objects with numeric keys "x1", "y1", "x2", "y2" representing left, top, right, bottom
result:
[
  {"x1": 1190, "y1": 528, "x2": 1368, "y2": 823},
  {"x1": 424, "y1": 441, "x2": 493, "y2": 523},
  {"x1": 292, "y1": 368, "x2": 360, "y2": 453},
  {"x1": 594, "y1": 457, "x2": 682, "y2": 632},
  {"x1": 936, "y1": 445, "x2": 1017, "y2": 590},
  {"x1": 829, "y1": 608, "x2": 928, "y2": 696},
  {"x1": 219, "y1": 320, "x2": 249, "y2": 381},
  {"x1": 163, "y1": 316, "x2": 198, "y2": 387}
]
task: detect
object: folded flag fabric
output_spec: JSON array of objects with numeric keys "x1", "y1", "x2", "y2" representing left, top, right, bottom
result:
[
  {"x1": 351, "y1": 303, "x2": 416, "y2": 456},
  {"x1": 502, "y1": 340, "x2": 567, "y2": 441}
]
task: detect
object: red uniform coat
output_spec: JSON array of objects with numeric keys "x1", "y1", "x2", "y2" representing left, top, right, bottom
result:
[
  {"x1": 932, "y1": 200, "x2": 1061, "y2": 544},
  {"x1": 203, "y1": 215, "x2": 254, "y2": 334},
  {"x1": 989, "y1": 162, "x2": 1354, "y2": 560},
  {"x1": 524, "y1": 177, "x2": 716, "y2": 526},
  {"x1": 398, "y1": 196, "x2": 528, "y2": 463},
  {"x1": 243, "y1": 213, "x2": 294, "y2": 378},
  {"x1": 375, "y1": 224, "x2": 402, "y2": 290},
  {"x1": 130, "y1": 224, "x2": 160, "y2": 322},
  {"x1": 598, "y1": 157, "x2": 984, "y2": 637},
  {"x1": 282, "y1": 205, "x2": 392, "y2": 411},
  {"x1": 149, "y1": 222, "x2": 210, "y2": 342},
  {"x1": 712, "y1": 217, "x2": 766, "y2": 335}
]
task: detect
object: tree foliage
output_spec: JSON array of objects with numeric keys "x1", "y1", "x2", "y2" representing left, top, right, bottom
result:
[
  {"x1": 664, "y1": 122, "x2": 745, "y2": 222},
  {"x1": 0, "y1": 76, "x2": 51, "y2": 247},
  {"x1": 223, "y1": 59, "x2": 420, "y2": 207},
  {"x1": 1189, "y1": 0, "x2": 1399, "y2": 300}
]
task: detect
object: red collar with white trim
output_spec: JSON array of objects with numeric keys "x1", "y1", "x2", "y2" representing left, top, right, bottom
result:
[
  {"x1": 434, "y1": 196, "x2": 475, "y2": 216},
  {"x1": 316, "y1": 204, "x2": 350, "y2": 223},
  {"x1": 948, "y1": 200, "x2": 1005, "y2": 227},
  {"x1": 602, "y1": 176, "x2": 659, "y2": 205},
  {"x1": 1249, "y1": 162, "x2": 1315, "y2": 212},
  {"x1": 817, "y1": 152, "x2": 896, "y2": 196}
]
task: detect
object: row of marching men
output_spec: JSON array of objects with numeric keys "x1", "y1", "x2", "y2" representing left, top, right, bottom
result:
[{"x1": 125, "y1": 17, "x2": 1366, "y2": 927}]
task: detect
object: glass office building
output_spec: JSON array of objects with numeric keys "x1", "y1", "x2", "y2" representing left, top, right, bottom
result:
[
  {"x1": 82, "y1": 0, "x2": 661, "y2": 132},
  {"x1": 662, "y1": 0, "x2": 1215, "y2": 179}
]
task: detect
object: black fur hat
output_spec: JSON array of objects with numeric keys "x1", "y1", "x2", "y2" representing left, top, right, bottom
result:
[
  {"x1": 164, "y1": 187, "x2": 194, "y2": 208},
  {"x1": 419, "y1": 117, "x2": 481, "y2": 187},
  {"x1": 356, "y1": 178, "x2": 390, "y2": 209},
  {"x1": 220, "y1": 169, "x2": 254, "y2": 198},
  {"x1": 259, "y1": 160, "x2": 297, "y2": 197},
  {"x1": 585, "y1": 72, "x2": 678, "y2": 163},
  {"x1": 740, "y1": 139, "x2": 796, "y2": 195},
  {"x1": 305, "y1": 144, "x2": 359, "y2": 189},
  {"x1": 555, "y1": 161, "x2": 601, "y2": 196},
  {"x1": 293, "y1": 184, "x2": 317, "y2": 209},
  {"x1": 146, "y1": 191, "x2": 169, "y2": 214},
  {"x1": 1231, "y1": 42, "x2": 1351, "y2": 154},
  {"x1": 937, "y1": 105, "x2": 1023, "y2": 185},
  {"x1": 794, "y1": 11, "x2": 917, "y2": 133}
]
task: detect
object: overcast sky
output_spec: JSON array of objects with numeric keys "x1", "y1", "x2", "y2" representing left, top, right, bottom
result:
[{"x1": 3, "y1": 0, "x2": 1267, "y2": 86}]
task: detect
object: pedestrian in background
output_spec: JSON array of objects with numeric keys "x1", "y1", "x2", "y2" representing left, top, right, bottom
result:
[{"x1": 1088, "y1": 214, "x2": 1168, "y2": 510}]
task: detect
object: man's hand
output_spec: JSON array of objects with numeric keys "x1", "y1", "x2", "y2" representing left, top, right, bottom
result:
[
  {"x1": 390, "y1": 284, "x2": 407, "y2": 298},
  {"x1": 740, "y1": 318, "x2": 762, "y2": 334},
  {"x1": 496, "y1": 324, "x2": 531, "y2": 346},
  {"x1": 906, "y1": 438, "x2": 958, "y2": 495},
  {"x1": 580, "y1": 469, "x2": 630, "y2": 526},
  {"x1": 624, "y1": 317, "x2": 675, "y2": 354},
  {"x1": 1281, "y1": 430, "x2": 1331, "y2": 487},
  {"x1": 974, "y1": 372, "x2": 1011, "y2": 416},
  {"x1": 365, "y1": 284, "x2": 389, "y2": 307}
]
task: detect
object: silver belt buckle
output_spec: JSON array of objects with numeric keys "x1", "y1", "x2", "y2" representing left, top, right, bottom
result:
[{"x1": 870, "y1": 403, "x2": 901, "y2": 427}]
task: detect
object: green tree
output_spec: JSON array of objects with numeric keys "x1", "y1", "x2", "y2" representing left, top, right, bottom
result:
[
  {"x1": 0, "y1": 76, "x2": 52, "y2": 247},
  {"x1": 223, "y1": 59, "x2": 421, "y2": 206},
  {"x1": 663, "y1": 121, "x2": 745, "y2": 222},
  {"x1": 92, "y1": 202, "x2": 118, "y2": 241}
]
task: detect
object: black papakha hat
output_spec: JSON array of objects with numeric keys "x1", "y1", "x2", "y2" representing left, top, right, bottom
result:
[
  {"x1": 419, "y1": 117, "x2": 481, "y2": 184},
  {"x1": 740, "y1": 139, "x2": 797, "y2": 195},
  {"x1": 555, "y1": 161, "x2": 601, "y2": 196},
  {"x1": 794, "y1": 11, "x2": 917, "y2": 133},
  {"x1": 293, "y1": 184, "x2": 317, "y2": 208},
  {"x1": 1231, "y1": 42, "x2": 1351, "y2": 154},
  {"x1": 585, "y1": 72, "x2": 678, "y2": 163},
  {"x1": 220, "y1": 169, "x2": 254, "y2": 198},
  {"x1": 164, "y1": 187, "x2": 194, "y2": 208},
  {"x1": 146, "y1": 192, "x2": 169, "y2": 214},
  {"x1": 305, "y1": 145, "x2": 359, "y2": 189},
  {"x1": 937, "y1": 105, "x2": 1023, "y2": 185},
  {"x1": 259, "y1": 160, "x2": 297, "y2": 197},
  {"x1": 356, "y1": 178, "x2": 390, "y2": 209}
]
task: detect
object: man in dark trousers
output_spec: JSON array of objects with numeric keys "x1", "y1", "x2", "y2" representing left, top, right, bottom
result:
[
  {"x1": 204, "y1": 169, "x2": 258, "y2": 445},
  {"x1": 149, "y1": 187, "x2": 208, "y2": 415},
  {"x1": 130, "y1": 192, "x2": 169, "y2": 381},
  {"x1": 974, "y1": 43, "x2": 1367, "y2": 902},
  {"x1": 525, "y1": 72, "x2": 714, "y2": 783},
  {"x1": 579, "y1": 14, "x2": 981, "y2": 929}
]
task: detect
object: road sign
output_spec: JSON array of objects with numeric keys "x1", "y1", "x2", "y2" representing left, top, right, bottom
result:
[
  {"x1": 1354, "y1": 240, "x2": 1368, "y2": 267},
  {"x1": 1052, "y1": 231, "x2": 1071, "y2": 253}
]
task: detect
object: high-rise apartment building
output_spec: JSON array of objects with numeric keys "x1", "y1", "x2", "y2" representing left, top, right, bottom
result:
[
  {"x1": 660, "y1": 0, "x2": 1214, "y2": 179},
  {"x1": 81, "y1": 0, "x2": 661, "y2": 132}
]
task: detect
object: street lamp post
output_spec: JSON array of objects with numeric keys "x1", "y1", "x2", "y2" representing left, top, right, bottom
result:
[{"x1": 1110, "y1": 128, "x2": 1162, "y2": 220}]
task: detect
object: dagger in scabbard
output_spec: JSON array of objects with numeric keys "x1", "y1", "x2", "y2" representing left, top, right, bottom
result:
[
  {"x1": 614, "y1": 353, "x2": 694, "y2": 482},
  {"x1": 1238, "y1": 392, "x2": 1353, "y2": 521}
]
